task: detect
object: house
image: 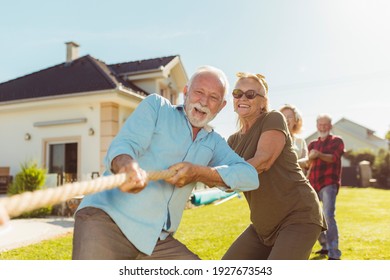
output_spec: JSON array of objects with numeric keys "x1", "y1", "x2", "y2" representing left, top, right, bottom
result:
[{"x1": 0, "y1": 42, "x2": 188, "y2": 187}]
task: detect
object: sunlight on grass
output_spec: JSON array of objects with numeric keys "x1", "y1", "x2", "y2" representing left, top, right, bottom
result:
[
  {"x1": 175, "y1": 196, "x2": 250, "y2": 260},
  {"x1": 0, "y1": 234, "x2": 73, "y2": 260}
]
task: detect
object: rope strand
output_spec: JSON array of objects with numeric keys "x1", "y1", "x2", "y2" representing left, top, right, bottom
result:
[{"x1": 0, "y1": 169, "x2": 176, "y2": 218}]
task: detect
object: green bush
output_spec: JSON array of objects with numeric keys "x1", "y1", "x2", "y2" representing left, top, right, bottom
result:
[
  {"x1": 7, "y1": 161, "x2": 52, "y2": 218},
  {"x1": 344, "y1": 149, "x2": 376, "y2": 167},
  {"x1": 344, "y1": 147, "x2": 390, "y2": 188},
  {"x1": 373, "y1": 149, "x2": 390, "y2": 188}
]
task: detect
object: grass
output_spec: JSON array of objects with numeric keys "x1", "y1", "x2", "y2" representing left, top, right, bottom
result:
[
  {"x1": 1, "y1": 187, "x2": 389, "y2": 260},
  {"x1": 0, "y1": 234, "x2": 73, "y2": 260}
]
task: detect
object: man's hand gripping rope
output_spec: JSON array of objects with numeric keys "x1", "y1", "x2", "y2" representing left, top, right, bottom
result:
[{"x1": 0, "y1": 169, "x2": 177, "y2": 228}]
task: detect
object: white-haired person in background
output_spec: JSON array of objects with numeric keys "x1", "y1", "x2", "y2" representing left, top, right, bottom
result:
[{"x1": 307, "y1": 114, "x2": 344, "y2": 260}]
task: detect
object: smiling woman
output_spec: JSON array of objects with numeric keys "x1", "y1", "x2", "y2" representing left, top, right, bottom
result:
[
  {"x1": 232, "y1": 73, "x2": 268, "y2": 134},
  {"x1": 222, "y1": 71, "x2": 326, "y2": 260}
]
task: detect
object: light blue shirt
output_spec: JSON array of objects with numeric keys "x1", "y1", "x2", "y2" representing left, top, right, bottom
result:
[{"x1": 78, "y1": 94, "x2": 259, "y2": 255}]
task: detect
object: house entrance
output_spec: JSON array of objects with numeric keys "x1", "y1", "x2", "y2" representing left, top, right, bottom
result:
[{"x1": 48, "y1": 142, "x2": 78, "y2": 185}]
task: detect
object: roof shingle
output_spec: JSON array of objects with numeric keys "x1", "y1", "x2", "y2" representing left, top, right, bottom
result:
[{"x1": 109, "y1": 55, "x2": 177, "y2": 75}]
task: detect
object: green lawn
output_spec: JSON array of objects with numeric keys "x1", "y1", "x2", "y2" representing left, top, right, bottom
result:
[{"x1": 1, "y1": 187, "x2": 389, "y2": 260}]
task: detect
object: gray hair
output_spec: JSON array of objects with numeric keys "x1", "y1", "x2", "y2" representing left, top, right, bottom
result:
[
  {"x1": 187, "y1": 65, "x2": 229, "y2": 99},
  {"x1": 317, "y1": 114, "x2": 332, "y2": 124}
]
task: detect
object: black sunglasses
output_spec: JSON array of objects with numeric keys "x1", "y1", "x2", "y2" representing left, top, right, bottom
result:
[{"x1": 232, "y1": 89, "x2": 264, "y2": 99}]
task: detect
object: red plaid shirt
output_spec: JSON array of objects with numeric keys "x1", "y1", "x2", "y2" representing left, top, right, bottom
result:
[{"x1": 308, "y1": 134, "x2": 344, "y2": 193}]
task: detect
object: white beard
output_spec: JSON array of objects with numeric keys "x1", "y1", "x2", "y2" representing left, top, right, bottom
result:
[
  {"x1": 318, "y1": 131, "x2": 329, "y2": 139},
  {"x1": 185, "y1": 99, "x2": 217, "y2": 128}
]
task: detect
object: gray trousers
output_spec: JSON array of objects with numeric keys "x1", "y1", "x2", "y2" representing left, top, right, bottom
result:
[
  {"x1": 222, "y1": 223, "x2": 322, "y2": 260},
  {"x1": 72, "y1": 207, "x2": 200, "y2": 260}
]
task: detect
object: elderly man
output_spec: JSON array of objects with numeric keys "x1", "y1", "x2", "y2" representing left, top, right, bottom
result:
[
  {"x1": 72, "y1": 66, "x2": 259, "y2": 260},
  {"x1": 307, "y1": 114, "x2": 344, "y2": 260}
]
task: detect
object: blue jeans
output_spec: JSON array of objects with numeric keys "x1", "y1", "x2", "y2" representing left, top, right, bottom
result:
[{"x1": 318, "y1": 184, "x2": 341, "y2": 259}]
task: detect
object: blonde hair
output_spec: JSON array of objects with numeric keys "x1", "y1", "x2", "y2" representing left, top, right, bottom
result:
[
  {"x1": 279, "y1": 104, "x2": 304, "y2": 134},
  {"x1": 236, "y1": 72, "x2": 268, "y2": 95},
  {"x1": 235, "y1": 72, "x2": 269, "y2": 131}
]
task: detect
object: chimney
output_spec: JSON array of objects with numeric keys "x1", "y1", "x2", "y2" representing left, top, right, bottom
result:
[{"x1": 65, "y1": 41, "x2": 80, "y2": 63}]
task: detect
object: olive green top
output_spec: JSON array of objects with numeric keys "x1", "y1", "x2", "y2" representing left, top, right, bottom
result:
[{"x1": 228, "y1": 110, "x2": 327, "y2": 246}]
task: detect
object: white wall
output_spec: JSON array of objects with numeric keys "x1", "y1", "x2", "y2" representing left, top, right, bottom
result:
[{"x1": 0, "y1": 99, "x2": 100, "y2": 179}]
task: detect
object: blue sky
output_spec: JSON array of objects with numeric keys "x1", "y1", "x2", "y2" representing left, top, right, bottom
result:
[{"x1": 1, "y1": 0, "x2": 390, "y2": 139}]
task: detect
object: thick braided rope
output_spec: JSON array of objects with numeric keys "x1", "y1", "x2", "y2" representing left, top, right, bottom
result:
[{"x1": 0, "y1": 169, "x2": 176, "y2": 218}]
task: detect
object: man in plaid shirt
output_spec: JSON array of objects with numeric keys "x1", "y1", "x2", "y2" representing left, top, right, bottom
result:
[{"x1": 307, "y1": 114, "x2": 344, "y2": 260}]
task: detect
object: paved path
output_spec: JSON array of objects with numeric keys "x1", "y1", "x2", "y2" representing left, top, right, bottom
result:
[{"x1": 0, "y1": 216, "x2": 74, "y2": 252}]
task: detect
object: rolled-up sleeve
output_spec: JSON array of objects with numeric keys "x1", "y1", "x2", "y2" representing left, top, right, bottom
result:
[{"x1": 211, "y1": 137, "x2": 259, "y2": 192}]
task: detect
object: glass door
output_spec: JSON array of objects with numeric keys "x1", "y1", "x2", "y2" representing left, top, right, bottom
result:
[{"x1": 48, "y1": 142, "x2": 78, "y2": 185}]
